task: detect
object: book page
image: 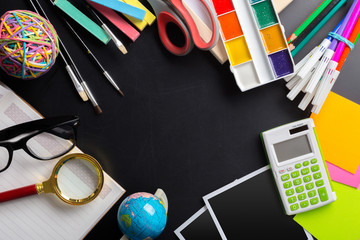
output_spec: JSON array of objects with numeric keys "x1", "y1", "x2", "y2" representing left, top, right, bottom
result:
[{"x1": 0, "y1": 83, "x2": 125, "y2": 240}]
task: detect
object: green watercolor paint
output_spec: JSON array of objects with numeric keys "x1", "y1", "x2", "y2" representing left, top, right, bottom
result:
[{"x1": 251, "y1": 0, "x2": 278, "y2": 29}]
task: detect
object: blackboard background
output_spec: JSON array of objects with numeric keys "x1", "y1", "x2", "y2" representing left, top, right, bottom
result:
[{"x1": 0, "y1": 0, "x2": 359, "y2": 239}]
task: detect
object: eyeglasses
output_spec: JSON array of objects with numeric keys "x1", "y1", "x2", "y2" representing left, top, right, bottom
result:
[{"x1": 0, "y1": 115, "x2": 79, "y2": 173}]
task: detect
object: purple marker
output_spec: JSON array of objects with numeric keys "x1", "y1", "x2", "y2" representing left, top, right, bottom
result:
[
  {"x1": 313, "y1": 0, "x2": 359, "y2": 106},
  {"x1": 305, "y1": 18, "x2": 343, "y2": 93},
  {"x1": 297, "y1": 18, "x2": 343, "y2": 80}
]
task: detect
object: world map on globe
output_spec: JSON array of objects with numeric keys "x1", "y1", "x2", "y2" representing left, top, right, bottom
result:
[{"x1": 118, "y1": 192, "x2": 167, "y2": 240}]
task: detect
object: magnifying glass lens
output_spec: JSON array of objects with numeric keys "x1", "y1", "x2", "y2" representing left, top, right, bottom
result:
[{"x1": 57, "y1": 158, "x2": 99, "y2": 200}]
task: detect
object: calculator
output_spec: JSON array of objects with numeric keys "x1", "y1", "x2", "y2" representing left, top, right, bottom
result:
[{"x1": 261, "y1": 118, "x2": 336, "y2": 215}]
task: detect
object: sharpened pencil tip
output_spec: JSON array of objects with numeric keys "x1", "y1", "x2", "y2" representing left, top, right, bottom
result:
[{"x1": 289, "y1": 44, "x2": 295, "y2": 51}]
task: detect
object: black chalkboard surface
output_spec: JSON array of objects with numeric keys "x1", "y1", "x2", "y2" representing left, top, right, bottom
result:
[
  {"x1": 175, "y1": 206, "x2": 222, "y2": 240},
  {"x1": 204, "y1": 166, "x2": 309, "y2": 240}
]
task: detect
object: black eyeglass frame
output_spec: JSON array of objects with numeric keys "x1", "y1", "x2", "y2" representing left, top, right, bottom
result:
[{"x1": 0, "y1": 115, "x2": 79, "y2": 173}]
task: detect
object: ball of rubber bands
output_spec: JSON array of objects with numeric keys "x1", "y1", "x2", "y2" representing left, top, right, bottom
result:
[{"x1": 0, "y1": 10, "x2": 59, "y2": 79}]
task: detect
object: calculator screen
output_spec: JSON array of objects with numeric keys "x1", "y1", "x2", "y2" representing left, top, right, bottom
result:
[{"x1": 273, "y1": 135, "x2": 312, "y2": 163}]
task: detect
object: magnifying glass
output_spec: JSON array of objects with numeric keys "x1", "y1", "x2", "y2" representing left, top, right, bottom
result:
[{"x1": 0, "y1": 153, "x2": 104, "y2": 205}]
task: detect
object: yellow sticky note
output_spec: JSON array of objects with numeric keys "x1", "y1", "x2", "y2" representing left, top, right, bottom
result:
[
  {"x1": 123, "y1": 0, "x2": 156, "y2": 25},
  {"x1": 294, "y1": 181, "x2": 360, "y2": 240},
  {"x1": 118, "y1": 0, "x2": 147, "y2": 30},
  {"x1": 311, "y1": 92, "x2": 360, "y2": 174}
]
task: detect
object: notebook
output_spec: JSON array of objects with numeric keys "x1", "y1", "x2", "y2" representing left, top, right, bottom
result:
[{"x1": 0, "y1": 82, "x2": 125, "y2": 240}]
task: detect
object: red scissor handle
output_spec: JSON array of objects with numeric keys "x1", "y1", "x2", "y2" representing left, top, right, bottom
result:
[
  {"x1": 158, "y1": 11, "x2": 192, "y2": 56},
  {"x1": 0, "y1": 184, "x2": 38, "y2": 202},
  {"x1": 170, "y1": 0, "x2": 219, "y2": 50}
]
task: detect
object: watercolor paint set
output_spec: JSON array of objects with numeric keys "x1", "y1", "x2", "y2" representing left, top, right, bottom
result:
[{"x1": 211, "y1": 0, "x2": 294, "y2": 91}]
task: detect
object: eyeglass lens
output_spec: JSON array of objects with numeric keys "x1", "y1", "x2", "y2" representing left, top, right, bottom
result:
[
  {"x1": 0, "y1": 147, "x2": 9, "y2": 171},
  {"x1": 26, "y1": 125, "x2": 75, "y2": 159}
]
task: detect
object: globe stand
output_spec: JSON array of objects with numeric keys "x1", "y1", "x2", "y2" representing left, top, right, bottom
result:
[{"x1": 120, "y1": 188, "x2": 168, "y2": 240}]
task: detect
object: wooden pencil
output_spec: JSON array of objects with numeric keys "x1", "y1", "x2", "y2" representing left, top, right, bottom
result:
[
  {"x1": 288, "y1": 0, "x2": 332, "y2": 43},
  {"x1": 289, "y1": 0, "x2": 342, "y2": 51}
]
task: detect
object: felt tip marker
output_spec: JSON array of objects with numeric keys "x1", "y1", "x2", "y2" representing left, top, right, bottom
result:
[
  {"x1": 312, "y1": 60, "x2": 338, "y2": 106},
  {"x1": 312, "y1": 70, "x2": 340, "y2": 114},
  {"x1": 305, "y1": 47, "x2": 334, "y2": 93},
  {"x1": 284, "y1": 47, "x2": 317, "y2": 82},
  {"x1": 287, "y1": 62, "x2": 318, "y2": 101},
  {"x1": 297, "y1": 19, "x2": 343, "y2": 80}
]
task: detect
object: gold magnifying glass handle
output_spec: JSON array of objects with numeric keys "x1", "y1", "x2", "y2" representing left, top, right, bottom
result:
[{"x1": 35, "y1": 180, "x2": 55, "y2": 195}]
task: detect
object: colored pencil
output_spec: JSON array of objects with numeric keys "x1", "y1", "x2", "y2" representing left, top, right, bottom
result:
[
  {"x1": 312, "y1": 0, "x2": 360, "y2": 113},
  {"x1": 312, "y1": 0, "x2": 358, "y2": 105},
  {"x1": 291, "y1": 0, "x2": 348, "y2": 57},
  {"x1": 297, "y1": 19, "x2": 343, "y2": 80},
  {"x1": 303, "y1": 14, "x2": 346, "y2": 93},
  {"x1": 287, "y1": 0, "x2": 332, "y2": 43},
  {"x1": 289, "y1": 0, "x2": 342, "y2": 51}
]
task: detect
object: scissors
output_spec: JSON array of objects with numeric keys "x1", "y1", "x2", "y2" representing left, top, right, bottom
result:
[{"x1": 147, "y1": 0, "x2": 219, "y2": 56}]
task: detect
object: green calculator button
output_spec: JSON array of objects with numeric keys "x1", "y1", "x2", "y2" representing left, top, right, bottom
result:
[
  {"x1": 281, "y1": 174, "x2": 290, "y2": 181},
  {"x1": 291, "y1": 171, "x2": 300, "y2": 178},
  {"x1": 314, "y1": 172, "x2": 322, "y2": 179},
  {"x1": 295, "y1": 186, "x2": 304, "y2": 193},
  {"x1": 298, "y1": 193, "x2": 306, "y2": 201},
  {"x1": 303, "y1": 161, "x2": 309, "y2": 167},
  {"x1": 283, "y1": 181, "x2": 292, "y2": 189},
  {"x1": 300, "y1": 200, "x2": 309, "y2": 208},
  {"x1": 293, "y1": 178, "x2": 302, "y2": 186},
  {"x1": 288, "y1": 196, "x2": 297, "y2": 204},
  {"x1": 286, "y1": 189, "x2": 295, "y2": 196},
  {"x1": 311, "y1": 158, "x2": 317, "y2": 164},
  {"x1": 295, "y1": 163, "x2": 302, "y2": 169},
  {"x1": 303, "y1": 175, "x2": 312, "y2": 183},
  {"x1": 290, "y1": 203, "x2": 299, "y2": 211},
  {"x1": 310, "y1": 197, "x2": 319, "y2": 205},
  {"x1": 301, "y1": 168, "x2": 310, "y2": 175},
  {"x1": 308, "y1": 190, "x2": 316, "y2": 198},
  {"x1": 318, "y1": 187, "x2": 329, "y2": 202},
  {"x1": 311, "y1": 165, "x2": 320, "y2": 172},
  {"x1": 306, "y1": 183, "x2": 314, "y2": 190},
  {"x1": 316, "y1": 180, "x2": 324, "y2": 187}
]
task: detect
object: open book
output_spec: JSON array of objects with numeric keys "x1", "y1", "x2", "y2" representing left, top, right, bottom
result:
[{"x1": 0, "y1": 82, "x2": 125, "y2": 240}]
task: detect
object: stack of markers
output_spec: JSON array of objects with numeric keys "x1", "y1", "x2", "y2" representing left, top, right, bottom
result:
[{"x1": 285, "y1": 0, "x2": 360, "y2": 114}]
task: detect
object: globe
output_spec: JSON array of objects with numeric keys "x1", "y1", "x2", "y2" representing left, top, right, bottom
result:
[{"x1": 117, "y1": 192, "x2": 167, "y2": 240}]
